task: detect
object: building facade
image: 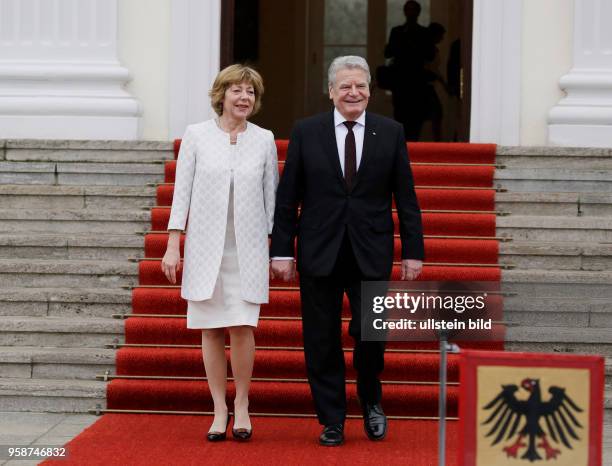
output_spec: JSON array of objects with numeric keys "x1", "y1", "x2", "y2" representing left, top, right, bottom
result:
[{"x1": 0, "y1": 0, "x2": 610, "y2": 147}]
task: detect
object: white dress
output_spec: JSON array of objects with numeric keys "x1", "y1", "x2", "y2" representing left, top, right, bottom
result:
[
  {"x1": 186, "y1": 170, "x2": 260, "y2": 329},
  {"x1": 187, "y1": 131, "x2": 259, "y2": 329}
]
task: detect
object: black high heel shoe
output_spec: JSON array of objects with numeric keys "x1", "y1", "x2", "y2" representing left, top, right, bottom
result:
[
  {"x1": 206, "y1": 413, "x2": 231, "y2": 442},
  {"x1": 232, "y1": 426, "x2": 252, "y2": 441},
  {"x1": 232, "y1": 415, "x2": 252, "y2": 441}
]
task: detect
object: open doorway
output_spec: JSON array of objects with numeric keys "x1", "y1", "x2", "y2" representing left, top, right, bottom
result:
[{"x1": 223, "y1": 0, "x2": 472, "y2": 141}]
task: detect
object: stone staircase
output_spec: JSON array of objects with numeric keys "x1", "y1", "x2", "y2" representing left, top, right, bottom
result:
[
  {"x1": 495, "y1": 147, "x2": 612, "y2": 419},
  {"x1": 0, "y1": 140, "x2": 173, "y2": 412},
  {"x1": 0, "y1": 140, "x2": 610, "y2": 414},
  {"x1": 495, "y1": 147, "x2": 612, "y2": 357}
]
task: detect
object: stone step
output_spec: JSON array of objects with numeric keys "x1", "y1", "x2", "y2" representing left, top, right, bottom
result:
[
  {"x1": 2, "y1": 313, "x2": 607, "y2": 355},
  {"x1": 501, "y1": 269, "x2": 612, "y2": 298},
  {"x1": 3, "y1": 345, "x2": 609, "y2": 387},
  {"x1": 0, "y1": 259, "x2": 138, "y2": 288},
  {"x1": 496, "y1": 146, "x2": 612, "y2": 169},
  {"x1": 0, "y1": 339, "x2": 606, "y2": 385},
  {"x1": 495, "y1": 192, "x2": 612, "y2": 216},
  {"x1": 495, "y1": 168, "x2": 612, "y2": 192},
  {"x1": 0, "y1": 377, "x2": 607, "y2": 415},
  {"x1": 503, "y1": 295, "x2": 611, "y2": 328},
  {"x1": 0, "y1": 208, "x2": 150, "y2": 234},
  {"x1": 0, "y1": 233, "x2": 144, "y2": 261},
  {"x1": 0, "y1": 378, "x2": 106, "y2": 413},
  {"x1": 0, "y1": 161, "x2": 165, "y2": 186},
  {"x1": 2, "y1": 139, "x2": 173, "y2": 163},
  {"x1": 3, "y1": 256, "x2": 606, "y2": 290},
  {"x1": 9, "y1": 188, "x2": 610, "y2": 215},
  {"x1": 0, "y1": 316, "x2": 123, "y2": 348},
  {"x1": 500, "y1": 241, "x2": 612, "y2": 270},
  {"x1": 0, "y1": 287, "x2": 132, "y2": 318},
  {"x1": 3, "y1": 313, "x2": 606, "y2": 353},
  {"x1": 0, "y1": 184, "x2": 157, "y2": 209},
  {"x1": 505, "y1": 325, "x2": 612, "y2": 356},
  {"x1": 4, "y1": 142, "x2": 612, "y2": 166},
  {"x1": 497, "y1": 216, "x2": 612, "y2": 241},
  {"x1": 504, "y1": 294, "x2": 611, "y2": 313},
  {"x1": 5, "y1": 284, "x2": 609, "y2": 332},
  {"x1": 12, "y1": 234, "x2": 611, "y2": 269},
  {"x1": 0, "y1": 346, "x2": 115, "y2": 380}
]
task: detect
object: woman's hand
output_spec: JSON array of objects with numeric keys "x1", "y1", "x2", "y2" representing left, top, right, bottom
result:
[
  {"x1": 161, "y1": 231, "x2": 182, "y2": 284},
  {"x1": 161, "y1": 247, "x2": 181, "y2": 284}
]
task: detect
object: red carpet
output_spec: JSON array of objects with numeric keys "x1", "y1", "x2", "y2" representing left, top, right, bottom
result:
[
  {"x1": 164, "y1": 159, "x2": 495, "y2": 187},
  {"x1": 42, "y1": 415, "x2": 459, "y2": 466},
  {"x1": 47, "y1": 141, "x2": 501, "y2": 465},
  {"x1": 115, "y1": 346, "x2": 462, "y2": 380},
  {"x1": 150, "y1": 209, "x2": 497, "y2": 236},
  {"x1": 145, "y1": 236, "x2": 500, "y2": 263},
  {"x1": 157, "y1": 185, "x2": 496, "y2": 211}
]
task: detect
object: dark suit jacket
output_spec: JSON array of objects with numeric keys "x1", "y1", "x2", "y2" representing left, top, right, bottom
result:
[{"x1": 270, "y1": 110, "x2": 425, "y2": 278}]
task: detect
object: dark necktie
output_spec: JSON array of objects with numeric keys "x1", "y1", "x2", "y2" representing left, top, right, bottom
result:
[{"x1": 343, "y1": 121, "x2": 357, "y2": 188}]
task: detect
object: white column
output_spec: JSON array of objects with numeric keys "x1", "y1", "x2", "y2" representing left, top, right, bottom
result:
[
  {"x1": 168, "y1": 0, "x2": 221, "y2": 139},
  {"x1": 0, "y1": 0, "x2": 141, "y2": 140},
  {"x1": 470, "y1": 0, "x2": 522, "y2": 145},
  {"x1": 548, "y1": 0, "x2": 612, "y2": 147}
]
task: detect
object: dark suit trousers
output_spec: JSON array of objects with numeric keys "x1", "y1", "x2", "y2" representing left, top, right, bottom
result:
[{"x1": 299, "y1": 229, "x2": 386, "y2": 426}]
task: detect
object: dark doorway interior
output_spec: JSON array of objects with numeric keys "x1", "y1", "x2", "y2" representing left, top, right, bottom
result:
[{"x1": 223, "y1": 0, "x2": 472, "y2": 141}]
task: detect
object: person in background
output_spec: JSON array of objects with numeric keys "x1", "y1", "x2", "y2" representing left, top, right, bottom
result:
[
  {"x1": 424, "y1": 22, "x2": 447, "y2": 141},
  {"x1": 384, "y1": 0, "x2": 435, "y2": 141}
]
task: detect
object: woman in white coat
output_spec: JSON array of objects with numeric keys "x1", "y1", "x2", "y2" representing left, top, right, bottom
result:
[{"x1": 161, "y1": 64, "x2": 278, "y2": 442}]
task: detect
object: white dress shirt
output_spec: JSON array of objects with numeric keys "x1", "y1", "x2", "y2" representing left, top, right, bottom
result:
[
  {"x1": 334, "y1": 108, "x2": 366, "y2": 174},
  {"x1": 272, "y1": 108, "x2": 366, "y2": 262}
]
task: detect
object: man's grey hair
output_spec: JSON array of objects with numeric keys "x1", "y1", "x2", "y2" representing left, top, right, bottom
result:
[{"x1": 328, "y1": 56, "x2": 371, "y2": 89}]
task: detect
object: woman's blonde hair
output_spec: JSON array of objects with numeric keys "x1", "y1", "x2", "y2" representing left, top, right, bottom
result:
[{"x1": 209, "y1": 64, "x2": 264, "y2": 117}]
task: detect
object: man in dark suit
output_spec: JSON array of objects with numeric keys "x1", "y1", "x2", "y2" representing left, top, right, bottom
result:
[{"x1": 270, "y1": 56, "x2": 424, "y2": 446}]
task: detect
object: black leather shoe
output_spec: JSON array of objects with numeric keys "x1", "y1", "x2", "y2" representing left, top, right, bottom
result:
[
  {"x1": 206, "y1": 413, "x2": 231, "y2": 442},
  {"x1": 319, "y1": 423, "x2": 344, "y2": 446},
  {"x1": 362, "y1": 403, "x2": 387, "y2": 440}
]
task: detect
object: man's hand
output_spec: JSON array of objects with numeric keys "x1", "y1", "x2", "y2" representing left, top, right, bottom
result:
[
  {"x1": 401, "y1": 259, "x2": 422, "y2": 281},
  {"x1": 270, "y1": 260, "x2": 296, "y2": 282}
]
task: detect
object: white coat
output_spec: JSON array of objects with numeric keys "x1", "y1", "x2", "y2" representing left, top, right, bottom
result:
[{"x1": 167, "y1": 119, "x2": 279, "y2": 303}]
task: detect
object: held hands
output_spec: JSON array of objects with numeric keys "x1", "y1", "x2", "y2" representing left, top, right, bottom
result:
[
  {"x1": 401, "y1": 259, "x2": 423, "y2": 281},
  {"x1": 161, "y1": 247, "x2": 182, "y2": 284},
  {"x1": 270, "y1": 260, "x2": 296, "y2": 282}
]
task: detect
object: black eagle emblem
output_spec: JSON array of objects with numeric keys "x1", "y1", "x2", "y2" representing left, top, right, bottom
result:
[{"x1": 482, "y1": 378, "x2": 584, "y2": 462}]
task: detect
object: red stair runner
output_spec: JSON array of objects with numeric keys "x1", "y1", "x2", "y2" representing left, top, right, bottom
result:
[{"x1": 44, "y1": 141, "x2": 501, "y2": 465}]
